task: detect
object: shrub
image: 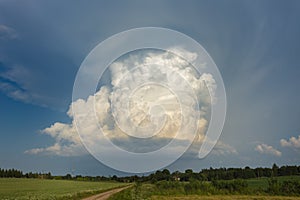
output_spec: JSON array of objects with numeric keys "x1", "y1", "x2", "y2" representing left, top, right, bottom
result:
[
  {"x1": 267, "y1": 178, "x2": 281, "y2": 195},
  {"x1": 212, "y1": 179, "x2": 248, "y2": 194},
  {"x1": 155, "y1": 180, "x2": 184, "y2": 195},
  {"x1": 280, "y1": 180, "x2": 300, "y2": 195}
]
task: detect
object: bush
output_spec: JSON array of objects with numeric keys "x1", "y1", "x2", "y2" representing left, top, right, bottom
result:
[
  {"x1": 212, "y1": 179, "x2": 248, "y2": 194},
  {"x1": 109, "y1": 188, "x2": 132, "y2": 200},
  {"x1": 155, "y1": 180, "x2": 184, "y2": 195},
  {"x1": 281, "y1": 180, "x2": 300, "y2": 195},
  {"x1": 267, "y1": 178, "x2": 281, "y2": 195},
  {"x1": 266, "y1": 178, "x2": 300, "y2": 195}
]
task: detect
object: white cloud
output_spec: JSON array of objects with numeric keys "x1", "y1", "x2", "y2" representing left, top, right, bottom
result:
[
  {"x1": 255, "y1": 143, "x2": 282, "y2": 157},
  {"x1": 0, "y1": 25, "x2": 18, "y2": 40},
  {"x1": 25, "y1": 122, "x2": 86, "y2": 156},
  {"x1": 280, "y1": 135, "x2": 300, "y2": 149},
  {"x1": 211, "y1": 141, "x2": 238, "y2": 156},
  {"x1": 26, "y1": 48, "x2": 230, "y2": 157}
]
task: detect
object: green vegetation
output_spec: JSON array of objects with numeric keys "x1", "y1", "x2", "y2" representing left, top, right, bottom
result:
[
  {"x1": 151, "y1": 195, "x2": 300, "y2": 200},
  {"x1": 247, "y1": 176, "x2": 300, "y2": 190},
  {"x1": 2, "y1": 164, "x2": 300, "y2": 183},
  {"x1": 1, "y1": 164, "x2": 300, "y2": 199},
  {"x1": 0, "y1": 178, "x2": 127, "y2": 200},
  {"x1": 109, "y1": 176, "x2": 300, "y2": 200}
]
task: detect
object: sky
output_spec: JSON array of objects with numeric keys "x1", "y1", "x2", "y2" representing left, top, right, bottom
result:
[{"x1": 0, "y1": 0, "x2": 300, "y2": 176}]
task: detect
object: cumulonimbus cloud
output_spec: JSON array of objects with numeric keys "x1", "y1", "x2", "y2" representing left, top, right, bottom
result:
[{"x1": 26, "y1": 48, "x2": 234, "y2": 157}]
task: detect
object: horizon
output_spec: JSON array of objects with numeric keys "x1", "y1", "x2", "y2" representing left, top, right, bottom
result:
[
  {"x1": 1, "y1": 163, "x2": 299, "y2": 177},
  {"x1": 1, "y1": 0, "x2": 300, "y2": 176}
]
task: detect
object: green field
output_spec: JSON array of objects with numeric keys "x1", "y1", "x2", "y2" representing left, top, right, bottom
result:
[
  {"x1": 151, "y1": 195, "x2": 300, "y2": 200},
  {"x1": 247, "y1": 176, "x2": 300, "y2": 190},
  {"x1": 1, "y1": 176, "x2": 300, "y2": 200},
  {"x1": 109, "y1": 176, "x2": 300, "y2": 200},
  {"x1": 0, "y1": 178, "x2": 127, "y2": 200}
]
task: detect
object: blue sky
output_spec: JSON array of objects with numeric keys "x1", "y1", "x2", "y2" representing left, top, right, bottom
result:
[{"x1": 0, "y1": 0, "x2": 300, "y2": 176}]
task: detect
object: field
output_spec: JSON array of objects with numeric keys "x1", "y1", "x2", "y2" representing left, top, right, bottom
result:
[
  {"x1": 1, "y1": 176, "x2": 300, "y2": 200},
  {"x1": 151, "y1": 195, "x2": 300, "y2": 200},
  {"x1": 109, "y1": 176, "x2": 300, "y2": 200},
  {"x1": 0, "y1": 178, "x2": 127, "y2": 200},
  {"x1": 247, "y1": 176, "x2": 300, "y2": 190}
]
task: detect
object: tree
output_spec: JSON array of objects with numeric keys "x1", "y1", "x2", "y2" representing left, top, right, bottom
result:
[
  {"x1": 64, "y1": 174, "x2": 72, "y2": 180},
  {"x1": 272, "y1": 163, "x2": 279, "y2": 177},
  {"x1": 185, "y1": 169, "x2": 193, "y2": 174}
]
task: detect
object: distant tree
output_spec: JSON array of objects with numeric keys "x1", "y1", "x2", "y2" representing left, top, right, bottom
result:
[
  {"x1": 272, "y1": 163, "x2": 279, "y2": 177},
  {"x1": 112, "y1": 175, "x2": 118, "y2": 181},
  {"x1": 162, "y1": 169, "x2": 171, "y2": 181},
  {"x1": 162, "y1": 169, "x2": 170, "y2": 176},
  {"x1": 254, "y1": 167, "x2": 263, "y2": 178},
  {"x1": 64, "y1": 174, "x2": 72, "y2": 180},
  {"x1": 243, "y1": 166, "x2": 256, "y2": 179},
  {"x1": 185, "y1": 169, "x2": 193, "y2": 174}
]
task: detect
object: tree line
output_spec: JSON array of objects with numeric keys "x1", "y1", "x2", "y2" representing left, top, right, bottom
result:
[
  {"x1": 0, "y1": 168, "x2": 52, "y2": 179},
  {"x1": 111, "y1": 178, "x2": 300, "y2": 199},
  {"x1": 1, "y1": 164, "x2": 299, "y2": 182},
  {"x1": 133, "y1": 164, "x2": 300, "y2": 183}
]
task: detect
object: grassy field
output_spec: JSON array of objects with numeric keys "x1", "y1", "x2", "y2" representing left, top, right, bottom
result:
[
  {"x1": 151, "y1": 195, "x2": 300, "y2": 200},
  {"x1": 109, "y1": 176, "x2": 300, "y2": 200},
  {"x1": 247, "y1": 176, "x2": 300, "y2": 190},
  {"x1": 0, "y1": 178, "x2": 127, "y2": 200},
  {"x1": 1, "y1": 176, "x2": 300, "y2": 200}
]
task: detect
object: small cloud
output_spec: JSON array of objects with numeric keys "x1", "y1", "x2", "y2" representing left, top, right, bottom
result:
[
  {"x1": 0, "y1": 65, "x2": 52, "y2": 107},
  {"x1": 0, "y1": 65, "x2": 35, "y2": 104},
  {"x1": 0, "y1": 81, "x2": 31, "y2": 103},
  {"x1": 212, "y1": 141, "x2": 238, "y2": 156},
  {"x1": 0, "y1": 25, "x2": 18, "y2": 40},
  {"x1": 280, "y1": 135, "x2": 300, "y2": 149},
  {"x1": 186, "y1": 135, "x2": 238, "y2": 157},
  {"x1": 255, "y1": 143, "x2": 282, "y2": 157}
]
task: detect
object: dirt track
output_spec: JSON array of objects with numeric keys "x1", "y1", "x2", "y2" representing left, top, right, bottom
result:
[{"x1": 82, "y1": 186, "x2": 131, "y2": 200}]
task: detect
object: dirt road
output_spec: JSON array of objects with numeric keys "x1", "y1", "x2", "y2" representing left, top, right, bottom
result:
[{"x1": 82, "y1": 185, "x2": 131, "y2": 200}]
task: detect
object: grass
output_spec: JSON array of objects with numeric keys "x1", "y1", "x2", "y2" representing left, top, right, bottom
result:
[
  {"x1": 109, "y1": 176, "x2": 300, "y2": 200},
  {"x1": 0, "y1": 178, "x2": 128, "y2": 200},
  {"x1": 247, "y1": 176, "x2": 300, "y2": 190},
  {"x1": 151, "y1": 195, "x2": 300, "y2": 200},
  {"x1": 2, "y1": 176, "x2": 299, "y2": 200}
]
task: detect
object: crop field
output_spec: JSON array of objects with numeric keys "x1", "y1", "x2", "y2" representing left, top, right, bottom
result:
[{"x1": 0, "y1": 178, "x2": 127, "y2": 200}]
